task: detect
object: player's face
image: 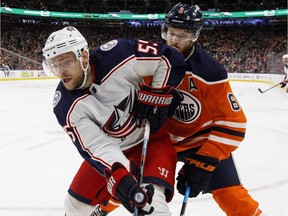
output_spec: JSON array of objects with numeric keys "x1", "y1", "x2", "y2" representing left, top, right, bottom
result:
[
  {"x1": 49, "y1": 52, "x2": 83, "y2": 90},
  {"x1": 166, "y1": 27, "x2": 194, "y2": 56}
]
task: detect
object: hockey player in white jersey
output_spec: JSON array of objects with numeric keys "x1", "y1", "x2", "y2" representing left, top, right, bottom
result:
[
  {"x1": 42, "y1": 26, "x2": 186, "y2": 216},
  {"x1": 280, "y1": 54, "x2": 288, "y2": 92}
]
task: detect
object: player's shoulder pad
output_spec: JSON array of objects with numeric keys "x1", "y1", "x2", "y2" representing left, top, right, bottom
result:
[{"x1": 188, "y1": 45, "x2": 227, "y2": 82}]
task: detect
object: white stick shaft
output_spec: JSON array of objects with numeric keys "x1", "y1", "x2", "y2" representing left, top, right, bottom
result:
[{"x1": 134, "y1": 120, "x2": 150, "y2": 216}]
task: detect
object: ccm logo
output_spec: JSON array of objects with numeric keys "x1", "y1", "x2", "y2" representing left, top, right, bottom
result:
[{"x1": 138, "y1": 92, "x2": 172, "y2": 106}]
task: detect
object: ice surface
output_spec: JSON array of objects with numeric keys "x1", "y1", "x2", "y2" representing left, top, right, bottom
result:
[{"x1": 0, "y1": 79, "x2": 287, "y2": 216}]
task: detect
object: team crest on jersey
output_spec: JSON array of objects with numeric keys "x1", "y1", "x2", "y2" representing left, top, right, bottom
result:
[
  {"x1": 100, "y1": 40, "x2": 118, "y2": 51},
  {"x1": 172, "y1": 91, "x2": 201, "y2": 123},
  {"x1": 103, "y1": 91, "x2": 138, "y2": 139},
  {"x1": 53, "y1": 91, "x2": 61, "y2": 108}
]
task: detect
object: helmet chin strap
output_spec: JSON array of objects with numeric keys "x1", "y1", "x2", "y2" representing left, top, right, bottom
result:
[
  {"x1": 185, "y1": 45, "x2": 195, "y2": 60},
  {"x1": 77, "y1": 51, "x2": 90, "y2": 90},
  {"x1": 77, "y1": 60, "x2": 88, "y2": 90}
]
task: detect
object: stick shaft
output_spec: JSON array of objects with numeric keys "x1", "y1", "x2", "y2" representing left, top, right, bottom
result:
[
  {"x1": 139, "y1": 121, "x2": 150, "y2": 185},
  {"x1": 258, "y1": 82, "x2": 282, "y2": 93},
  {"x1": 180, "y1": 186, "x2": 190, "y2": 216},
  {"x1": 134, "y1": 120, "x2": 150, "y2": 216}
]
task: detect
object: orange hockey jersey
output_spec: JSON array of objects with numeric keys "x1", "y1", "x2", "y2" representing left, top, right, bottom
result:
[{"x1": 163, "y1": 45, "x2": 247, "y2": 161}]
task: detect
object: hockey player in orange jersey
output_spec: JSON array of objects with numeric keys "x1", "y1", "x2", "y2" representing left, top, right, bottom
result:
[{"x1": 160, "y1": 2, "x2": 264, "y2": 216}]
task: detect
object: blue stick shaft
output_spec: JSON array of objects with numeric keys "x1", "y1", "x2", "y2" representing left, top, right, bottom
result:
[{"x1": 180, "y1": 186, "x2": 190, "y2": 216}]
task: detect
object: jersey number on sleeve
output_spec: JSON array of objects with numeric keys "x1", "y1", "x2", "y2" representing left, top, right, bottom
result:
[
  {"x1": 63, "y1": 125, "x2": 76, "y2": 142},
  {"x1": 137, "y1": 39, "x2": 158, "y2": 55},
  {"x1": 227, "y1": 93, "x2": 241, "y2": 112}
]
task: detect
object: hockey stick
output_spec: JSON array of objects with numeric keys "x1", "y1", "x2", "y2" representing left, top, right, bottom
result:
[
  {"x1": 179, "y1": 186, "x2": 191, "y2": 216},
  {"x1": 134, "y1": 120, "x2": 150, "y2": 216},
  {"x1": 258, "y1": 82, "x2": 282, "y2": 93}
]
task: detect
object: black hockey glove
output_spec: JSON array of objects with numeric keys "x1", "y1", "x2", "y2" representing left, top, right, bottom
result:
[
  {"x1": 104, "y1": 159, "x2": 154, "y2": 215},
  {"x1": 177, "y1": 154, "x2": 219, "y2": 198},
  {"x1": 280, "y1": 81, "x2": 287, "y2": 88},
  {"x1": 135, "y1": 83, "x2": 183, "y2": 133}
]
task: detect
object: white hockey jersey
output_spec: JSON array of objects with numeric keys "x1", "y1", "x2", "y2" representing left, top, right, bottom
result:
[{"x1": 53, "y1": 38, "x2": 186, "y2": 175}]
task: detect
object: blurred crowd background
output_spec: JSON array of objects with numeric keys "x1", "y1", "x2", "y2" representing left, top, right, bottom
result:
[{"x1": 0, "y1": 0, "x2": 287, "y2": 74}]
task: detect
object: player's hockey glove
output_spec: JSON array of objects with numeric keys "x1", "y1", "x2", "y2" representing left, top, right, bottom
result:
[
  {"x1": 104, "y1": 159, "x2": 154, "y2": 215},
  {"x1": 135, "y1": 83, "x2": 183, "y2": 133},
  {"x1": 177, "y1": 154, "x2": 219, "y2": 198},
  {"x1": 280, "y1": 81, "x2": 287, "y2": 88}
]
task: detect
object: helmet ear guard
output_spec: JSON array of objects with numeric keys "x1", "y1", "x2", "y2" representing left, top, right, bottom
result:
[
  {"x1": 161, "y1": 23, "x2": 168, "y2": 40},
  {"x1": 162, "y1": 2, "x2": 203, "y2": 42}
]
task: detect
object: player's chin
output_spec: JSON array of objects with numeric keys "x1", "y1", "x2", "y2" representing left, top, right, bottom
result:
[
  {"x1": 62, "y1": 78, "x2": 76, "y2": 91},
  {"x1": 168, "y1": 43, "x2": 180, "y2": 50},
  {"x1": 170, "y1": 44, "x2": 184, "y2": 53},
  {"x1": 172, "y1": 46, "x2": 181, "y2": 51}
]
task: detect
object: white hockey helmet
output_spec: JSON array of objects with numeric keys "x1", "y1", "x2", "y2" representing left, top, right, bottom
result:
[
  {"x1": 42, "y1": 26, "x2": 88, "y2": 61},
  {"x1": 282, "y1": 54, "x2": 288, "y2": 65},
  {"x1": 42, "y1": 26, "x2": 88, "y2": 76},
  {"x1": 42, "y1": 26, "x2": 89, "y2": 89}
]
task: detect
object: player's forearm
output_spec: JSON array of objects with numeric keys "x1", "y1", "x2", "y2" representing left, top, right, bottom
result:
[
  {"x1": 196, "y1": 140, "x2": 238, "y2": 161},
  {"x1": 71, "y1": 118, "x2": 130, "y2": 173}
]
